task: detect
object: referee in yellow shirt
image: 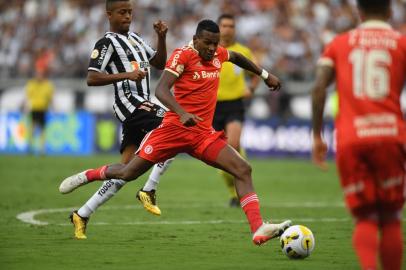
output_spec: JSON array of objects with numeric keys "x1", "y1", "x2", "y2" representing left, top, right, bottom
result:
[
  {"x1": 214, "y1": 14, "x2": 260, "y2": 207},
  {"x1": 25, "y1": 70, "x2": 54, "y2": 154}
]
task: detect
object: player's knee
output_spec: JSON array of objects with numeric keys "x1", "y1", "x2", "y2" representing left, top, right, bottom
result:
[
  {"x1": 119, "y1": 170, "x2": 135, "y2": 181},
  {"x1": 351, "y1": 205, "x2": 378, "y2": 222},
  {"x1": 236, "y1": 161, "x2": 252, "y2": 179},
  {"x1": 379, "y1": 208, "x2": 402, "y2": 224}
]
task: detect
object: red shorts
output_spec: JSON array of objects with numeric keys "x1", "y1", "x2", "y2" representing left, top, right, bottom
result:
[
  {"x1": 336, "y1": 142, "x2": 406, "y2": 217},
  {"x1": 137, "y1": 122, "x2": 227, "y2": 164}
]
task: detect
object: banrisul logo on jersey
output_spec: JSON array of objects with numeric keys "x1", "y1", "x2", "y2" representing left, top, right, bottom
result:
[{"x1": 192, "y1": 70, "x2": 220, "y2": 80}]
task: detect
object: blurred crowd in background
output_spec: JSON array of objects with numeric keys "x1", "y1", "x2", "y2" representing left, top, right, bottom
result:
[{"x1": 1, "y1": 0, "x2": 406, "y2": 80}]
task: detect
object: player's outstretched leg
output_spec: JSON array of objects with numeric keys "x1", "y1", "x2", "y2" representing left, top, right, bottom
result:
[
  {"x1": 137, "y1": 158, "x2": 175, "y2": 216},
  {"x1": 59, "y1": 156, "x2": 155, "y2": 194},
  {"x1": 211, "y1": 144, "x2": 291, "y2": 245},
  {"x1": 68, "y1": 179, "x2": 127, "y2": 239}
]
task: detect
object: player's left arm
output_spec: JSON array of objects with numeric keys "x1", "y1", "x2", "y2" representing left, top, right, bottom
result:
[
  {"x1": 155, "y1": 71, "x2": 202, "y2": 127},
  {"x1": 244, "y1": 52, "x2": 260, "y2": 97},
  {"x1": 311, "y1": 65, "x2": 335, "y2": 170},
  {"x1": 228, "y1": 51, "x2": 281, "y2": 91},
  {"x1": 245, "y1": 70, "x2": 261, "y2": 98},
  {"x1": 149, "y1": 20, "x2": 168, "y2": 70}
]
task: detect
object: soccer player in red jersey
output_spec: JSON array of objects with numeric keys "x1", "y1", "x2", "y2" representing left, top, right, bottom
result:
[
  {"x1": 312, "y1": 1, "x2": 406, "y2": 269},
  {"x1": 59, "y1": 19, "x2": 291, "y2": 245}
]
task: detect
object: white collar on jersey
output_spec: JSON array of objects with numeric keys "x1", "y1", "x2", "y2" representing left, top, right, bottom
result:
[
  {"x1": 188, "y1": 40, "x2": 199, "y2": 53},
  {"x1": 106, "y1": 31, "x2": 131, "y2": 38},
  {"x1": 359, "y1": 20, "x2": 392, "y2": 30}
]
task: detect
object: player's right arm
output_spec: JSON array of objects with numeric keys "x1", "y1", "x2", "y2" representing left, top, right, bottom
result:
[
  {"x1": 87, "y1": 70, "x2": 146, "y2": 86},
  {"x1": 311, "y1": 54, "x2": 335, "y2": 170},
  {"x1": 155, "y1": 70, "x2": 202, "y2": 127},
  {"x1": 87, "y1": 37, "x2": 145, "y2": 86}
]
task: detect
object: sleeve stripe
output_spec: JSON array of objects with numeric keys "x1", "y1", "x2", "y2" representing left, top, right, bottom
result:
[
  {"x1": 165, "y1": 68, "x2": 180, "y2": 77},
  {"x1": 88, "y1": 67, "x2": 103, "y2": 73},
  {"x1": 317, "y1": 57, "x2": 334, "y2": 67},
  {"x1": 148, "y1": 50, "x2": 157, "y2": 61}
]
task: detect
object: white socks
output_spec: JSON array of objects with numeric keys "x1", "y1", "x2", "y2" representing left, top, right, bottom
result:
[
  {"x1": 76, "y1": 158, "x2": 175, "y2": 218},
  {"x1": 77, "y1": 179, "x2": 126, "y2": 218},
  {"x1": 143, "y1": 158, "x2": 174, "y2": 191}
]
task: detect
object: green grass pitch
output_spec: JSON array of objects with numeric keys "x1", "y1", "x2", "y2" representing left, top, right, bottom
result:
[{"x1": 0, "y1": 155, "x2": 404, "y2": 270}]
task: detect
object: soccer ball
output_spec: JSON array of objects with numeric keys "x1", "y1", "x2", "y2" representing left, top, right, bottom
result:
[{"x1": 280, "y1": 225, "x2": 315, "y2": 259}]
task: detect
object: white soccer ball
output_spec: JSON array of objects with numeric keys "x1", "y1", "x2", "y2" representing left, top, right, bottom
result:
[{"x1": 280, "y1": 225, "x2": 315, "y2": 259}]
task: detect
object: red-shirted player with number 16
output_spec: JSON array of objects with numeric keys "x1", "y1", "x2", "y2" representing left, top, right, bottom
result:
[
  {"x1": 59, "y1": 19, "x2": 291, "y2": 246},
  {"x1": 312, "y1": 0, "x2": 406, "y2": 269}
]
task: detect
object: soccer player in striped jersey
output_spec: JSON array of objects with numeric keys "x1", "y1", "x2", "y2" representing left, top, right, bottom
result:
[
  {"x1": 312, "y1": 0, "x2": 406, "y2": 269},
  {"x1": 68, "y1": 0, "x2": 173, "y2": 240},
  {"x1": 60, "y1": 19, "x2": 291, "y2": 246}
]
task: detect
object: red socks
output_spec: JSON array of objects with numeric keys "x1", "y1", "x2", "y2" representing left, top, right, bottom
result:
[
  {"x1": 380, "y1": 221, "x2": 403, "y2": 270},
  {"x1": 240, "y1": 193, "x2": 263, "y2": 233},
  {"x1": 353, "y1": 220, "x2": 378, "y2": 270},
  {"x1": 85, "y1": 165, "x2": 108, "y2": 181}
]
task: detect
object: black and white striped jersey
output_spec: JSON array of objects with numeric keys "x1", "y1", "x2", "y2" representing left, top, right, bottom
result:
[{"x1": 88, "y1": 32, "x2": 156, "y2": 122}]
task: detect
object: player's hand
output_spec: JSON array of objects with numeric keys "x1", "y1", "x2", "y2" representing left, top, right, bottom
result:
[
  {"x1": 312, "y1": 136, "x2": 328, "y2": 170},
  {"x1": 179, "y1": 112, "x2": 202, "y2": 127},
  {"x1": 127, "y1": 70, "x2": 146, "y2": 82},
  {"x1": 264, "y1": 72, "x2": 281, "y2": 91},
  {"x1": 153, "y1": 20, "x2": 168, "y2": 37}
]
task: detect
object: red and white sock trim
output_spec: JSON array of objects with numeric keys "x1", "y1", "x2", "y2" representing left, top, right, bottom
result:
[{"x1": 240, "y1": 193, "x2": 259, "y2": 208}]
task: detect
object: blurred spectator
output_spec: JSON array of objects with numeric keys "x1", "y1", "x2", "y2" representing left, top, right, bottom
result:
[{"x1": 0, "y1": 0, "x2": 405, "y2": 81}]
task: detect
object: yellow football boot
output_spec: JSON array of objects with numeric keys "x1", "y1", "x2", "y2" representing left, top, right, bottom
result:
[
  {"x1": 69, "y1": 211, "x2": 89, "y2": 240},
  {"x1": 136, "y1": 190, "x2": 161, "y2": 216}
]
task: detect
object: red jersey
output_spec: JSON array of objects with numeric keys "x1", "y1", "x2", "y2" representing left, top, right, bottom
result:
[
  {"x1": 319, "y1": 21, "x2": 406, "y2": 147},
  {"x1": 163, "y1": 42, "x2": 229, "y2": 131}
]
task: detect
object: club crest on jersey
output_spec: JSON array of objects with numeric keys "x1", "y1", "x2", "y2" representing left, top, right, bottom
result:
[
  {"x1": 144, "y1": 145, "x2": 153, "y2": 154},
  {"x1": 212, "y1": 58, "x2": 221, "y2": 68},
  {"x1": 126, "y1": 49, "x2": 132, "y2": 56}
]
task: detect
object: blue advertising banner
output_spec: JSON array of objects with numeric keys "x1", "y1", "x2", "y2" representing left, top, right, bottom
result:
[
  {"x1": 0, "y1": 111, "x2": 94, "y2": 155},
  {"x1": 241, "y1": 118, "x2": 335, "y2": 158},
  {"x1": 0, "y1": 112, "x2": 335, "y2": 157}
]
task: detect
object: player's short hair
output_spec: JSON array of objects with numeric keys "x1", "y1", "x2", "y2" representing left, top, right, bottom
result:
[
  {"x1": 195, "y1": 20, "x2": 220, "y2": 36},
  {"x1": 217, "y1": 14, "x2": 235, "y2": 24},
  {"x1": 106, "y1": 0, "x2": 129, "y2": 11},
  {"x1": 356, "y1": 0, "x2": 390, "y2": 15}
]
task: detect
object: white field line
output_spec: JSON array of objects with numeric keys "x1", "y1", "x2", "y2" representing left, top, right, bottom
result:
[{"x1": 16, "y1": 202, "x2": 347, "y2": 226}]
